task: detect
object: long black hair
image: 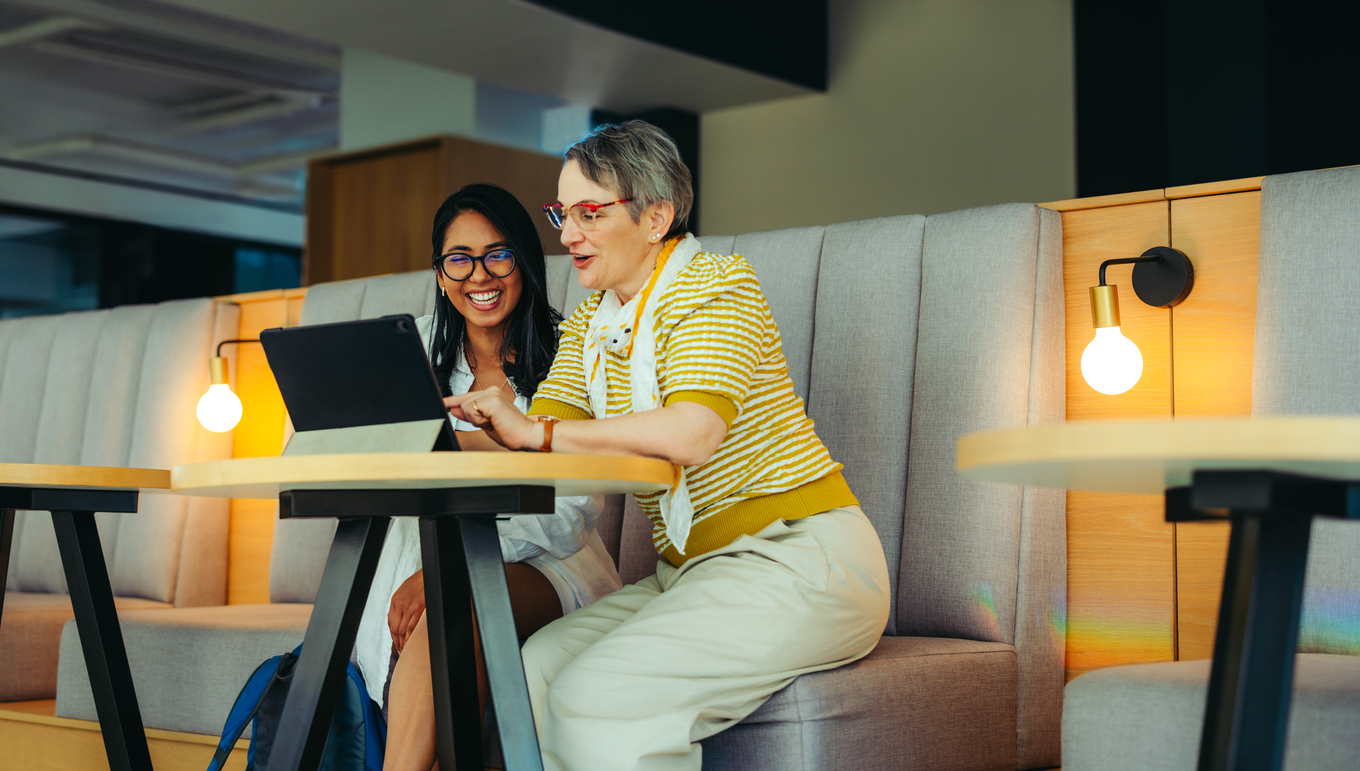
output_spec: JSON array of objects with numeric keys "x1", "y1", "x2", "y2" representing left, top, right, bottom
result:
[{"x1": 428, "y1": 184, "x2": 562, "y2": 398}]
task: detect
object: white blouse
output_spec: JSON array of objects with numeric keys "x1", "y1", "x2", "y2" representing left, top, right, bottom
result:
[{"x1": 354, "y1": 315, "x2": 623, "y2": 705}]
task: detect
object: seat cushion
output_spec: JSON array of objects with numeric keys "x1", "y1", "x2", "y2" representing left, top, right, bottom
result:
[
  {"x1": 700, "y1": 636, "x2": 1018, "y2": 771},
  {"x1": 0, "y1": 592, "x2": 169, "y2": 701},
  {"x1": 1063, "y1": 655, "x2": 1360, "y2": 770},
  {"x1": 55, "y1": 603, "x2": 312, "y2": 734}
]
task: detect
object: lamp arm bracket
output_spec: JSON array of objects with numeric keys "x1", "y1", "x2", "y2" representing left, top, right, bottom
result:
[
  {"x1": 1098, "y1": 256, "x2": 1162, "y2": 286},
  {"x1": 216, "y1": 339, "x2": 262, "y2": 357},
  {"x1": 1096, "y1": 246, "x2": 1195, "y2": 308}
]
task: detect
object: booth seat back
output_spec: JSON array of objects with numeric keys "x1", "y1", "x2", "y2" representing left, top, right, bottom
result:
[
  {"x1": 1253, "y1": 166, "x2": 1360, "y2": 655},
  {"x1": 0, "y1": 299, "x2": 238, "y2": 606}
]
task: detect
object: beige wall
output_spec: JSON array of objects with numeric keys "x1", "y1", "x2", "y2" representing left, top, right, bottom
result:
[{"x1": 700, "y1": 0, "x2": 1075, "y2": 235}]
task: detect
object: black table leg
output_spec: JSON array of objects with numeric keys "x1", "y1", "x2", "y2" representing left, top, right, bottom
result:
[
  {"x1": 461, "y1": 515, "x2": 545, "y2": 771},
  {"x1": 1192, "y1": 473, "x2": 1318, "y2": 771},
  {"x1": 420, "y1": 516, "x2": 485, "y2": 771},
  {"x1": 268, "y1": 516, "x2": 389, "y2": 771},
  {"x1": 1, "y1": 508, "x2": 14, "y2": 616},
  {"x1": 51, "y1": 510, "x2": 153, "y2": 771}
]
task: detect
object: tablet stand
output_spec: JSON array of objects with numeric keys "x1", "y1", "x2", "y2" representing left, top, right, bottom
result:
[{"x1": 283, "y1": 419, "x2": 450, "y2": 456}]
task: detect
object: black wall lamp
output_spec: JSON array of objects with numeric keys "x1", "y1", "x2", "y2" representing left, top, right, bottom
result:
[{"x1": 1081, "y1": 247, "x2": 1195, "y2": 395}]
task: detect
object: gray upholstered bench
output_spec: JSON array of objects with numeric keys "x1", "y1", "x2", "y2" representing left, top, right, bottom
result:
[
  {"x1": 60, "y1": 204, "x2": 1068, "y2": 771},
  {"x1": 0, "y1": 298, "x2": 237, "y2": 702},
  {"x1": 1061, "y1": 167, "x2": 1360, "y2": 770}
]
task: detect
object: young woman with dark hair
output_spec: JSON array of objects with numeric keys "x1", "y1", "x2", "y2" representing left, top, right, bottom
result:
[{"x1": 353, "y1": 184, "x2": 622, "y2": 771}]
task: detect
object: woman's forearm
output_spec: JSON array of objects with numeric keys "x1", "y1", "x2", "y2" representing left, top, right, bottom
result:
[{"x1": 550, "y1": 402, "x2": 727, "y2": 466}]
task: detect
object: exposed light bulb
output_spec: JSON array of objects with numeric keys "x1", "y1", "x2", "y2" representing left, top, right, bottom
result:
[
  {"x1": 197, "y1": 384, "x2": 243, "y2": 432},
  {"x1": 197, "y1": 356, "x2": 243, "y2": 432},
  {"x1": 1081, "y1": 326, "x2": 1143, "y2": 394}
]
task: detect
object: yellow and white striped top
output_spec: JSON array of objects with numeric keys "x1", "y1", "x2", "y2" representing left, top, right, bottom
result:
[{"x1": 530, "y1": 250, "x2": 857, "y2": 566}]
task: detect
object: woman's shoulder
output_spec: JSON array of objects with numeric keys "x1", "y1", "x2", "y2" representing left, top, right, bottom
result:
[
  {"x1": 666, "y1": 251, "x2": 761, "y2": 305},
  {"x1": 560, "y1": 291, "x2": 604, "y2": 333}
]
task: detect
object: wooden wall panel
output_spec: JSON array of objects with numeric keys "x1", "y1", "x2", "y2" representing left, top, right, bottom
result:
[
  {"x1": 1169, "y1": 191, "x2": 1261, "y2": 418},
  {"x1": 329, "y1": 142, "x2": 446, "y2": 281},
  {"x1": 1169, "y1": 190, "x2": 1262, "y2": 659},
  {"x1": 1059, "y1": 200, "x2": 1178, "y2": 675},
  {"x1": 444, "y1": 139, "x2": 564, "y2": 254},
  {"x1": 306, "y1": 135, "x2": 564, "y2": 284}
]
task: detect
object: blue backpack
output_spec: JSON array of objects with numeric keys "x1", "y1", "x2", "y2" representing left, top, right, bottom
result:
[{"x1": 207, "y1": 645, "x2": 386, "y2": 771}]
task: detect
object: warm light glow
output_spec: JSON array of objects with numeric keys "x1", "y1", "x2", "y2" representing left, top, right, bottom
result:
[
  {"x1": 1081, "y1": 326, "x2": 1143, "y2": 395},
  {"x1": 197, "y1": 383, "x2": 243, "y2": 432}
]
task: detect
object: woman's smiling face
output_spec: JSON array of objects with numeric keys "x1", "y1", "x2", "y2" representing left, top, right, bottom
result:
[{"x1": 437, "y1": 210, "x2": 523, "y2": 331}]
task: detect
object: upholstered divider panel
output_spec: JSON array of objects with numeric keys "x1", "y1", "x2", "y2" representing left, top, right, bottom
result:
[
  {"x1": 356, "y1": 271, "x2": 438, "y2": 320},
  {"x1": 1254, "y1": 166, "x2": 1360, "y2": 656},
  {"x1": 560, "y1": 261, "x2": 596, "y2": 318},
  {"x1": 697, "y1": 234, "x2": 735, "y2": 257},
  {"x1": 900, "y1": 204, "x2": 1055, "y2": 639},
  {"x1": 32, "y1": 311, "x2": 107, "y2": 465},
  {"x1": 731, "y1": 227, "x2": 826, "y2": 401},
  {"x1": 1010, "y1": 207, "x2": 1067, "y2": 768},
  {"x1": 0, "y1": 316, "x2": 60, "y2": 463},
  {"x1": 544, "y1": 253, "x2": 574, "y2": 312},
  {"x1": 80, "y1": 305, "x2": 158, "y2": 467},
  {"x1": 807, "y1": 215, "x2": 925, "y2": 637}
]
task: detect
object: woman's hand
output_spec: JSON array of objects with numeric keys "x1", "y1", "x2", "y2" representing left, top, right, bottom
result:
[
  {"x1": 388, "y1": 570, "x2": 425, "y2": 654},
  {"x1": 444, "y1": 388, "x2": 537, "y2": 450}
]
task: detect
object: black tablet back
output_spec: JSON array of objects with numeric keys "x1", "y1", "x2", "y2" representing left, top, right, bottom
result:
[{"x1": 261, "y1": 314, "x2": 458, "y2": 451}]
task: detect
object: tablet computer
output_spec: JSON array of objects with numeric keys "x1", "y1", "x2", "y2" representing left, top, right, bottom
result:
[{"x1": 261, "y1": 314, "x2": 459, "y2": 451}]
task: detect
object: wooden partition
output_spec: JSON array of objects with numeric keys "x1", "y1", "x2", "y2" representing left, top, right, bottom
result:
[
  {"x1": 1044, "y1": 176, "x2": 1264, "y2": 678},
  {"x1": 305, "y1": 135, "x2": 564, "y2": 285}
]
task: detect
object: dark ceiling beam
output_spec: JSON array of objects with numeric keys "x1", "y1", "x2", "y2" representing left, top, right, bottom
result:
[{"x1": 524, "y1": 0, "x2": 828, "y2": 91}]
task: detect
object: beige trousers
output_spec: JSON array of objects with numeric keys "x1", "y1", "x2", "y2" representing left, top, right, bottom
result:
[{"x1": 521, "y1": 505, "x2": 891, "y2": 771}]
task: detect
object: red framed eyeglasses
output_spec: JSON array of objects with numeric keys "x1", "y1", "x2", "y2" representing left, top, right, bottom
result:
[{"x1": 542, "y1": 199, "x2": 632, "y2": 230}]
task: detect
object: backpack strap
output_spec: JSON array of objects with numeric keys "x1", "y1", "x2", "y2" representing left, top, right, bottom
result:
[{"x1": 207, "y1": 652, "x2": 293, "y2": 771}]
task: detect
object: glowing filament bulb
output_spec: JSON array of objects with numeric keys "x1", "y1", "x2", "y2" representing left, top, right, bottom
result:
[
  {"x1": 197, "y1": 357, "x2": 243, "y2": 432},
  {"x1": 1082, "y1": 284, "x2": 1143, "y2": 395}
]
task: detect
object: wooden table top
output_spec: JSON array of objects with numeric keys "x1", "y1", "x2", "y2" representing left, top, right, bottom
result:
[
  {"x1": 956, "y1": 416, "x2": 1360, "y2": 494},
  {"x1": 0, "y1": 463, "x2": 170, "y2": 491},
  {"x1": 171, "y1": 452, "x2": 678, "y2": 499}
]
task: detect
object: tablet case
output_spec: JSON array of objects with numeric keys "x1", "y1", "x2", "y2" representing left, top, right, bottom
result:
[{"x1": 261, "y1": 314, "x2": 459, "y2": 454}]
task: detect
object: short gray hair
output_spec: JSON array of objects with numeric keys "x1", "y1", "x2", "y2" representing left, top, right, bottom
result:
[{"x1": 565, "y1": 121, "x2": 693, "y2": 239}]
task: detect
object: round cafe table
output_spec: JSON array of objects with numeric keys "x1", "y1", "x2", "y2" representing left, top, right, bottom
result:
[
  {"x1": 0, "y1": 463, "x2": 170, "y2": 771},
  {"x1": 956, "y1": 416, "x2": 1360, "y2": 771},
  {"x1": 173, "y1": 452, "x2": 674, "y2": 771}
]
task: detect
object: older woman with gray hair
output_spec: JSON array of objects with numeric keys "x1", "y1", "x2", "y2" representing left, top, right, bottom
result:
[{"x1": 449, "y1": 120, "x2": 890, "y2": 770}]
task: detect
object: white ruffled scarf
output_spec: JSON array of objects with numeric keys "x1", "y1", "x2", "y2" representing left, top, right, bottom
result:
[{"x1": 584, "y1": 233, "x2": 702, "y2": 554}]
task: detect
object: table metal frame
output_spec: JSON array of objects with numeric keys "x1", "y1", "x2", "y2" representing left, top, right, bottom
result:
[
  {"x1": 0, "y1": 486, "x2": 154, "y2": 771},
  {"x1": 265, "y1": 485, "x2": 556, "y2": 771},
  {"x1": 1168, "y1": 470, "x2": 1360, "y2": 771}
]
